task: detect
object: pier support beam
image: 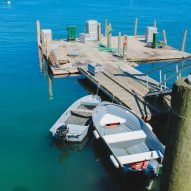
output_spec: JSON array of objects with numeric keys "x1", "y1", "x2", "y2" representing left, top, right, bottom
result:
[
  {"x1": 105, "y1": 19, "x2": 108, "y2": 37},
  {"x1": 107, "y1": 24, "x2": 112, "y2": 48},
  {"x1": 134, "y1": 17, "x2": 138, "y2": 36},
  {"x1": 36, "y1": 20, "x2": 41, "y2": 46},
  {"x1": 97, "y1": 22, "x2": 101, "y2": 41},
  {"x1": 161, "y1": 77, "x2": 191, "y2": 191},
  {"x1": 181, "y1": 29, "x2": 187, "y2": 52},
  {"x1": 154, "y1": 20, "x2": 157, "y2": 27},
  {"x1": 163, "y1": 30, "x2": 167, "y2": 45},
  {"x1": 123, "y1": 35, "x2": 128, "y2": 60},
  {"x1": 118, "y1": 32, "x2": 122, "y2": 54}
]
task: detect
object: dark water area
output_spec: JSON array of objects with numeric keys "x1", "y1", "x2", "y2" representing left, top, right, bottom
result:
[{"x1": 1, "y1": 0, "x2": 191, "y2": 190}]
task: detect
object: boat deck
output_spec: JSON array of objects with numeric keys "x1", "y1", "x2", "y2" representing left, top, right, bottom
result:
[
  {"x1": 92, "y1": 102, "x2": 165, "y2": 167},
  {"x1": 65, "y1": 105, "x2": 93, "y2": 126}
]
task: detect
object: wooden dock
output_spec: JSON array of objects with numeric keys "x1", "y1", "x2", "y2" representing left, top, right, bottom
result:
[
  {"x1": 101, "y1": 36, "x2": 191, "y2": 62},
  {"x1": 79, "y1": 64, "x2": 171, "y2": 121},
  {"x1": 39, "y1": 36, "x2": 191, "y2": 76},
  {"x1": 37, "y1": 20, "x2": 191, "y2": 120}
]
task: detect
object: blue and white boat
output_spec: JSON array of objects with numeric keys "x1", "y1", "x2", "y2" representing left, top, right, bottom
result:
[{"x1": 92, "y1": 102, "x2": 165, "y2": 176}]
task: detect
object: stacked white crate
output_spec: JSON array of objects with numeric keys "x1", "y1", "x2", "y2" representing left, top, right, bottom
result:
[
  {"x1": 80, "y1": 33, "x2": 92, "y2": 43},
  {"x1": 41, "y1": 29, "x2": 52, "y2": 44},
  {"x1": 41, "y1": 29, "x2": 52, "y2": 55},
  {"x1": 80, "y1": 20, "x2": 98, "y2": 43},
  {"x1": 86, "y1": 20, "x2": 98, "y2": 41},
  {"x1": 146, "y1": 27, "x2": 157, "y2": 43}
]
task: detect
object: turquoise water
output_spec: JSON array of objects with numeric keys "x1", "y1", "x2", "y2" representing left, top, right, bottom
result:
[{"x1": 1, "y1": 0, "x2": 191, "y2": 190}]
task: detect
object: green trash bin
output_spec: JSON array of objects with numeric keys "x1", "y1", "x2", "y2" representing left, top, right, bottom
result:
[
  {"x1": 152, "y1": 33, "x2": 157, "y2": 48},
  {"x1": 67, "y1": 26, "x2": 77, "y2": 41}
]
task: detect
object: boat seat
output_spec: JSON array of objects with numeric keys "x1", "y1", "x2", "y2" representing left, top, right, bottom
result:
[
  {"x1": 80, "y1": 101, "x2": 99, "y2": 106},
  {"x1": 103, "y1": 130, "x2": 146, "y2": 144},
  {"x1": 70, "y1": 109, "x2": 92, "y2": 114},
  {"x1": 117, "y1": 150, "x2": 163, "y2": 165},
  {"x1": 67, "y1": 124, "x2": 88, "y2": 136}
]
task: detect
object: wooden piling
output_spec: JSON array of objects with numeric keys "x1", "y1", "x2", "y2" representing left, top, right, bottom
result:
[
  {"x1": 107, "y1": 26, "x2": 109, "y2": 47},
  {"x1": 118, "y1": 32, "x2": 122, "y2": 54},
  {"x1": 38, "y1": 48, "x2": 43, "y2": 71},
  {"x1": 123, "y1": 35, "x2": 128, "y2": 60},
  {"x1": 105, "y1": 19, "x2": 108, "y2": 37},
  {"x1": 109, "y1": 23, "x2": 112, "y2": 48},
  {"x1": 97, "y1": 22, "x2": 101, "y2": 41},
  {"x1": 161, "y1": 77, "x2": 191, "y2": 191},
  {"x1": 134, "y1": 17, "x2": 138, "y2": 36},
  {"x1": 181, "y1": 29, "x2": 187, "y2": 51},
  {"x1": 154, "y1": 20, "x2": 157, "y2": 27},
  {"x1": 36, "y1": 20, "x2": 41, "y2": 46},
  {"x1": 107, "y1": 24, "x2": 112, "y2": 48},
  {"x1": 163, "y1": 30, "x2": 167, "y2": 45}
]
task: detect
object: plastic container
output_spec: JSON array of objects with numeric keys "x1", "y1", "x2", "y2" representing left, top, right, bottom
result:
[{"x1": 67, "y1": 26, "x2": 77, "y2": 41}]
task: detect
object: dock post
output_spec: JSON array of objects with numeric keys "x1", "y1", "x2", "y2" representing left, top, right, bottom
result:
[
  {"x1": 107, "y1": 26, "x2": 109, "y2": 47},
  {"x1": 154, "y1": 20, "x2": 157, "y2": 27},
  {"x1": 181, "y1": 29, "x2": 187, "y2": 51},
  {"x1": 97, "y1": 22, "x2": 101, "y2": 41},
  {"x1": 109, "y1": 23, "x2": 112, "y2": 48},
  {"x1": 163, "y1": 30, "x2": 167, "y2": 45},
  {"x1": 123, "y1": 35, "x2": 128, "y2": 60},
  {"x1": 134, "y1": 17, "x2": 138, "y2": 36},
  {"x1": 107, "y1": 24, "x2": 112, "y2": 48},
  {"x1": 118, "y1": 32, "x2": 122, "y2": 54},
  {"x1": 105, "y1": 19, "x2": 108, "y2": 37},
  {"x1": 38, "y1": 48, "x2": 43, "y2": 71},
  {"x1": 164, "y1": 73, "x2": 167, "y2": 89},
  {"x1": 159, "y1": 70, "x2": 162, "y2": 91},
  {"x1": 36, "y1": 20, "x2": 41, "y2": 46},
  {"x1": 161, "y1": 77, "x2": 191, "y2": 191}
]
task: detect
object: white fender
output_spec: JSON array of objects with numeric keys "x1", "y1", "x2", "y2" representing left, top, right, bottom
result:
[
  {"x1": 93, "y1": 130, "x2": 100, "y2": 139},
  {"x1": 110, "y1": 155, "x2": 119, "y2": 168},
  {"x1": 146, "y1": 123, "x2": 153, "y2": 131},
  {"x1": 187, "y1": 75, "x2": 191, "y2": 85}
]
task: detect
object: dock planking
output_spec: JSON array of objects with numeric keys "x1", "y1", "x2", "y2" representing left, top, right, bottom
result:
[
  {"x1": 79, "y1": 63, "x2": 170, "y2": 121},
  {"x1": 102, "y1": 36, "x2": 191, "y2": 62},
  {"x1": 37, "y1": 20, "x2": 189, "y2": 120}
]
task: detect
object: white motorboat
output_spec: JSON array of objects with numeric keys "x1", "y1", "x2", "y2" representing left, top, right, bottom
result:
[{"x1": 50, "y1": 95, "x2": 101, "y2": 142}]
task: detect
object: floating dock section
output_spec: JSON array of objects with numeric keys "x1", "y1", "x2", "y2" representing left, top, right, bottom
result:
[{"x1": 79, "y1": 63, "x2": 171, "y2": 121}]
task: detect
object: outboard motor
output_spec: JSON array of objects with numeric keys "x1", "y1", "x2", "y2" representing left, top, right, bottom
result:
[{"x1": 56, "y1": 125, "x2": 69, "y2": 140}]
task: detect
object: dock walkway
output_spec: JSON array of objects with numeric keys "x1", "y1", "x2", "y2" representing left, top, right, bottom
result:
[{"x1": 79, "y1": 63, "x2": 170, "y2": 121}]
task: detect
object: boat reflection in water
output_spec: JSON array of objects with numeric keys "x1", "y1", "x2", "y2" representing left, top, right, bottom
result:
[{"x1": 51, "y1": 136, "x2": 89, "y2": 163}]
